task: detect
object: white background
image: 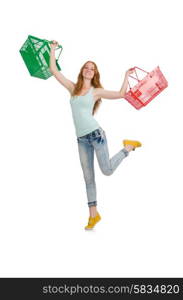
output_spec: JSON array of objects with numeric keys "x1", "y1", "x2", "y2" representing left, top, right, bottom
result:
[{"x1": 0, "y1": 0, "x2": 183, "y2": 277}]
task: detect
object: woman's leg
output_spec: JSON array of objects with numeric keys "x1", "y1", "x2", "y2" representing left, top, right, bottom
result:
[
  {"x1": 89, "y1": 206, "x2": 98, "y2": 218},
  {"x1": 77, "y1": 140, "x2": 98, "y2": 210},
  {"x1": 92, "y1": 131, "x2": 131, "y2": 176}
]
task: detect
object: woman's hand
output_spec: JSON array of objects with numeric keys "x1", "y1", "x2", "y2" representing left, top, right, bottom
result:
[
  {"x1": 50, "y1": 40, "x2": 59, "y2": 50},
  {"x1": 125, "y1": 67, "x2": 135, "y2": 76}
]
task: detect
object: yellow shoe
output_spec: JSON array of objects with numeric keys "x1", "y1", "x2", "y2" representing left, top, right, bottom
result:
[
  {"x1": 123, "y1": 139, "x2": 142, "y2": 151},
  {"x1": 85, "y1": 213, "x2": 101, "y2": 230}
]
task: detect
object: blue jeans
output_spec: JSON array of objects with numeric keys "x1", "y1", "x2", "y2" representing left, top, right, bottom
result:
[{"x1": 77, "y1": 127, "x2": 129, "y2": 207}]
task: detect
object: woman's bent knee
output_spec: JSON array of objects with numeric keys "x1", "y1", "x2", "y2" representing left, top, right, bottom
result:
[{"x1": 102, "y1": 168, "x2": 113, "y2": 176}]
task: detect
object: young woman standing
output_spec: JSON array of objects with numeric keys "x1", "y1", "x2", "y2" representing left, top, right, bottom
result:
[{"x1": 49, "y1": 41, "x2": 142, "y2": 230}]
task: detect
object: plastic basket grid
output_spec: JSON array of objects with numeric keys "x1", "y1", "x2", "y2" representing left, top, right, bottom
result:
[
  {"x1": 19, "y1": 35, "x2": 62, "y2": 80},
  {"x1": 124, "y1": 66, "x2": 168, "y2": 109}
]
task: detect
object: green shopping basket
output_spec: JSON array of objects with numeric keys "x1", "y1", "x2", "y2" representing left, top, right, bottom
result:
[{"x1": 19, "y1": 35, "x2": 63, "y2": 79}]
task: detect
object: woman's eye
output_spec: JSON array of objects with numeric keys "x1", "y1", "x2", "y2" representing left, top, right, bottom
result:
[{"x1": 85, "y1": 67, "x2": 94, "y2": 71}]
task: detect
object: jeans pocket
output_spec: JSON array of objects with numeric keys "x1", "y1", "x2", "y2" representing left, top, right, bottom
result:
[
  {"x1": 95, "y1": 133, "x2": 105, "y2": 145},
  {"x1": 97, "y1": 136, "x2": 104, "y2": 144}
]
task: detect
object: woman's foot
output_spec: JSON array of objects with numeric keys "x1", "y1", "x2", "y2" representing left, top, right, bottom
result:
[
  {"x1": 123, "y1": 139, "x2": 142, "y2": 151},
  {"x1": 85, "y1": 212, "x2": 101, "y2": 230}
]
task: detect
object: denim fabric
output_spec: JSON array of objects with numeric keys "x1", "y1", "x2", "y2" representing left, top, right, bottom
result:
[{"x1": 77, "y1": 127, "x2": 129, "y2": 207}]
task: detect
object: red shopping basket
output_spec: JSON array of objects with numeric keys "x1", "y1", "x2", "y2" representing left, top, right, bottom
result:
[{"x1": 124, "y1": 66, "x2": 168, "y2": 109}]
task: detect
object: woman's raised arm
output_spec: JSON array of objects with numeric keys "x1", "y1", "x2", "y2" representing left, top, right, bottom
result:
[
  {"x1": 94, "y1": 68, "x2": 135, "y2": 100},
  {"x1": 49, "y1": 41, "x2": 75, "y2": 94}
]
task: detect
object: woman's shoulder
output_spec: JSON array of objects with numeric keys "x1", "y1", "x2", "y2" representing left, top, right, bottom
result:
[
  {"x1": 92, "y1": 87, "x2": 103, "y2": 102},
  {"x1": 92, "y1": 87, "x2": 103, "y2": 97}
]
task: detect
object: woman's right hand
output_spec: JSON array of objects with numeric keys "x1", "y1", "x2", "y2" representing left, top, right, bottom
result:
[{"x1": 50, "y1": 40, "x2": 59, "y2": 50}]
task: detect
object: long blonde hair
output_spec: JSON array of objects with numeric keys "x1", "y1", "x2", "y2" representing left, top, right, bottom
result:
[{"x1": 71, "y1": 61, "x2": 103, "y2": 115}]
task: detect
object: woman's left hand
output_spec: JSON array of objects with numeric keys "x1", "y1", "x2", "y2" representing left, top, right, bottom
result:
[{"x1": 125, "y1": 68, "x2": 135, "y2": 76}]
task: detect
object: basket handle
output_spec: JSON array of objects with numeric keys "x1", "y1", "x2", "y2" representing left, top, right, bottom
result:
[
  {"x1": 47, "y1": 40, "x2": 63, "y2": 61},
  {"x1": 127, "y1": 66, "x2": 149, "y2": 90},
  {"x1": 32, "y1": 37, "x2": 63, "y2": 61}
]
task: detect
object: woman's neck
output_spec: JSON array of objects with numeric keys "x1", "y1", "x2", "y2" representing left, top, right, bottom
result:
[{"x1": 82, "y1": 79, "x2": 92, "y2": 90}]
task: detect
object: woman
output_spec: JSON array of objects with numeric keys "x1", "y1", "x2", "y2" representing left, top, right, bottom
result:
[{"x1": 49, "y1": 40, "x2": 142, "y2": 230}]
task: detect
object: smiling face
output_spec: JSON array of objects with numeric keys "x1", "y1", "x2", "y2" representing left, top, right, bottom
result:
[{"x1": 82, "y1": 62, "x2": 95, "y2": 80}]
